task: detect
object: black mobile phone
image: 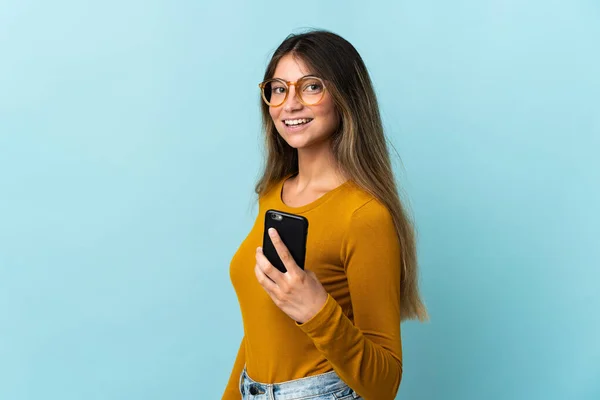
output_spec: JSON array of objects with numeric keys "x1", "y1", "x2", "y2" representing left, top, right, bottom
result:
[{"x1": 262, "y1": 209, "x2": 309, "y2": 273}]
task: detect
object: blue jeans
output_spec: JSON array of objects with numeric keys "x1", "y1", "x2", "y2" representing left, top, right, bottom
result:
[{"x1": 239, "y1": 365, "x2": 362, "y2": 399}]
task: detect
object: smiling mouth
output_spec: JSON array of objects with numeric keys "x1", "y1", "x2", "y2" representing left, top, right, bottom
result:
[{"x1": 283, "y1": 118, "x2": 314, "y2": 127}]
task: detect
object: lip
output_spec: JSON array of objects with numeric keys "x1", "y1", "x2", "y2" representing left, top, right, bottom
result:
[
  {"x1": 282, "y1": 118, "x2": 313, "y2": 133},
  {"x1": 281, "y1": 117, "x2": 313, "y2": 123}
]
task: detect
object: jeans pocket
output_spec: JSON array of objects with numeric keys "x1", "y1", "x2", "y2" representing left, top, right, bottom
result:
[{"x1": 331, "y1": 385, "x2": 361, "y2": 399}]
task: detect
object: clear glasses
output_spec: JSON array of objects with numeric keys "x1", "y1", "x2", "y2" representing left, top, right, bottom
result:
[{"x1": 258, "y1": 76, "x2": 327, "y2": 107}]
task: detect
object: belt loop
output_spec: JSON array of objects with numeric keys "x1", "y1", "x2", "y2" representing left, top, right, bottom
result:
[{"x1": 268, "y1": 383, "x2": 275, "y2": 399}]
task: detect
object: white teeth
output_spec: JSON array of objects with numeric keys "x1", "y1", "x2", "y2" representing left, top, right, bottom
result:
[{"x1": 284, "y1": 118, "x2": 312, "y2": 126}]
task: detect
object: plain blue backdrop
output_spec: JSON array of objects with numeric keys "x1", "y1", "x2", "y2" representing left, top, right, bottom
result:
[{"x1": 1, "y1": 1, "x2": 598, "y2": 399}]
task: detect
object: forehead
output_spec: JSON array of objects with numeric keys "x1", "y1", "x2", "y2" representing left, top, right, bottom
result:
[{"x1": 272, "y1": 54, "x2": 314, "y2": 80}]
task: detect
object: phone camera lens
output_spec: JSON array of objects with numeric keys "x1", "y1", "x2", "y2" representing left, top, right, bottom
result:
[{"x1": 271, "y1": 213, "x2": 282, "y2": 221}]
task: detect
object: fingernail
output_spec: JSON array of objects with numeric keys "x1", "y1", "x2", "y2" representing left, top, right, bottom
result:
[
  {"x1": 256, "y1": 246, "x2": 262, "y2": 252},
  {"x1": 268, "y1": 228, "x2": 276, "y2": 236}
]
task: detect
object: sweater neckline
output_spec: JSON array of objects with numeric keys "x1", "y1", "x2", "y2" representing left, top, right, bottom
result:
[{"x1": 275, "y1": 172, "x2": 352, "y2": 214}]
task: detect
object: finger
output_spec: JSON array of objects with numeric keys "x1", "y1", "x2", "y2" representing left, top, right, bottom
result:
[
  {"x1": 255, "y1": 246, "x2": 284, "y2": 285},
  {"x1": 254, "y1": 262, "x2": 279, "y2": 294},
  {"x1": 267, "y1": 228, "x2": 300, "y2": 274}
]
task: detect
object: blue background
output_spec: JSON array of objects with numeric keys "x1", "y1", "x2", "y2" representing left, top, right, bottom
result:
[{"x1": 1, "y1": 1, "x2": 598, "y2": 399}]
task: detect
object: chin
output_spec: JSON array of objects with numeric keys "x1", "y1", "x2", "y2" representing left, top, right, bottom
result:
[
  {"x1": 283, "y1": 137, "x2": 311, "y2": 149},
  {"x1": 287, "y1": 136, "x2": 331, "y2": 151},
  {"x1": 277, "y1": 125, "x2": 334, "y2": 150}
]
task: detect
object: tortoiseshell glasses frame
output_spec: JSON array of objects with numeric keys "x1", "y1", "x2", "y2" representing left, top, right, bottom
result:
[{"x1": 258, "y1": 76, "x2": 328, "y2": 107}]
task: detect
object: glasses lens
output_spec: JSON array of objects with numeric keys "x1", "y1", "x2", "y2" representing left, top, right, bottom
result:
[
  {"x1": 260, "y1": 77, "x2": 326, "y2": 106},
  {"x1": 261, "y1": 79, "x2": 287, "y2": 107},
  {"x1": 298, "y1": 77, "x2": 325, "y2": 105}
]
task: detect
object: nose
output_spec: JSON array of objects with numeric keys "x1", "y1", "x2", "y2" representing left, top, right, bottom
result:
[{"x1": 283, "y1": 84, "x2": 303, "y2": 112}]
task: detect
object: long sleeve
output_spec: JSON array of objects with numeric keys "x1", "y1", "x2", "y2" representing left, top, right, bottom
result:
[
  {"x1": 295, "y1": 199, "x2": 403, "y2": 400},
  {"x1": 221, "y1": 336, "x2": 246, "y2": 400}
]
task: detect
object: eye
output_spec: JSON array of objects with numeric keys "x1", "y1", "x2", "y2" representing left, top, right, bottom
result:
[
  {"x1": 271, "y1": 85, "x2": 286, "y2": 94},
  {"x1": 301, "y1": 79, "x2": 323, "y2": 93}
]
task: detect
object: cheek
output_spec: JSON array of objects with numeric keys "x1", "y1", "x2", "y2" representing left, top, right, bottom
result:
[
  {"x1": 269, "y1": 107, "x2": 279, "y2": 123},
  {"x1": 315, "y1": 105, "x2": 339, "y2": 131}
]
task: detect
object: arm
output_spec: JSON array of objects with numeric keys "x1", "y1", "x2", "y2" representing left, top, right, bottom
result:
[
  {"x1": 221, "y1": 336, "x2": 246, "y2": 400},
  {"x1": 295, "y1": 199, "x2": 403, "y2": 400}
]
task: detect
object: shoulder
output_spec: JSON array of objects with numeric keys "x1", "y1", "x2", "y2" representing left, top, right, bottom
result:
[
  {"x1": 342, "y1": 181, "x2": 393, "y2": 224},
  {"x1": 339, "y1": 184, "x2": 399, "y2": 266}
]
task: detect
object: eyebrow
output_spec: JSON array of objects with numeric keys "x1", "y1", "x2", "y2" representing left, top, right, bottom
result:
[{"x1": 271, "y1": 74, "x2": 317, "y2": 81}]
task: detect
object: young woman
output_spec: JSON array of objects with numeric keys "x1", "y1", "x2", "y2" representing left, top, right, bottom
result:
[{"x1": 222, "y1": 29, "x2": 427, "y2": 400}]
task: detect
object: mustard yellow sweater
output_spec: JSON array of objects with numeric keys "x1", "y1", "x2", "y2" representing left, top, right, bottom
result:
[{"x1": 223, "y1": 174, "x2": 403, "y2": 400}]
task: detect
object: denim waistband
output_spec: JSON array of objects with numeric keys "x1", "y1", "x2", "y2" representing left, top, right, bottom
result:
[{"x1": 239, "y1": 365, "x2": 360, "y2": 400}]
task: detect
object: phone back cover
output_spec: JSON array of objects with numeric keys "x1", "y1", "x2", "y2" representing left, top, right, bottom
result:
[{"x1": 263, "y1": 209, "x2": 308, "y2": 273}]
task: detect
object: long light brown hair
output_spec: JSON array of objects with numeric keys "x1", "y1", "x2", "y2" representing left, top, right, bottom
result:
[{"x1": 254, "y1": 29, "x2": 428, "y2": 321}]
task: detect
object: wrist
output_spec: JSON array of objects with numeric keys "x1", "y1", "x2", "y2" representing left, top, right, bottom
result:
[{"x1": 301, "y1": 292, "x2": 329, "y2": 324}]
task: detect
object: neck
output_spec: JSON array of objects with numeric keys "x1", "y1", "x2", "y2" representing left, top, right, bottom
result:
[{"x1": 294, "y1": 139, "x2": 346, "y2": 188}]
